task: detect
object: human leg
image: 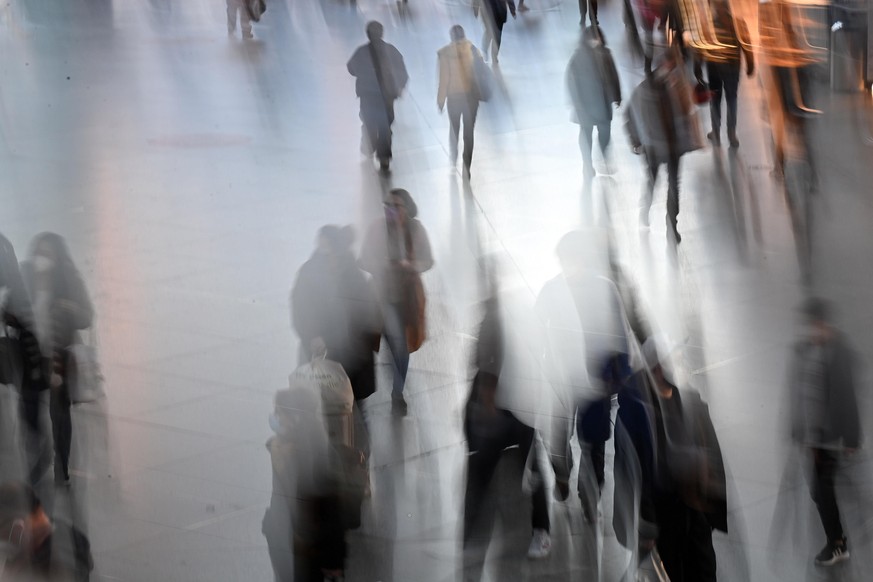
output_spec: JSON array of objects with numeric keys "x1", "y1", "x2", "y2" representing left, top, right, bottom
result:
[
  {"x1": 381, "y1": 303, "x2": 409, "y2": 400},
  {"x1": 578, "y1": 124, "x2": 595, "y2": 176},
  {"x1": 447, "y1": 98, "x2": 462, "y2": 164},
  {"x1": 812, "y1": 449, "x2": 845, "y2": 543},
  {"x1": 707, "y1": 61, "x2": 724, "y2": 143},
  {"x1": 666, "y1": 155, "x2": 681, "y2": 242},
  {"x1": 722, "y1": 62, "x2": 741, "y2": 146},
  {"x1": 462, "y1": 98, "x2": 479, "y2": 172}
]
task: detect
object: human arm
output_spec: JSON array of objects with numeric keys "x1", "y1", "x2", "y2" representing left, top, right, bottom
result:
[
  {"x1": 437, "y1": 53, "x2": 448, "y2": 111},
  {"x1": 407, "y1": 221, "x2": 434, "y2": 273},
  {"x1": 736, "y1": 19, "x2": 755, "y2": 76}
]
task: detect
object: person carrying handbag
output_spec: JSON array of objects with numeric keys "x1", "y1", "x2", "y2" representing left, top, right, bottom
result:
[{"x1": 359, "y1": 189, "x2": 433, "y2": 416}]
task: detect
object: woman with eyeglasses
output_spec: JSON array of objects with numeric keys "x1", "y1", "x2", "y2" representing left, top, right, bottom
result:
[{"x1": 359, "y1": 189, "x2": 434, "y2": 416}]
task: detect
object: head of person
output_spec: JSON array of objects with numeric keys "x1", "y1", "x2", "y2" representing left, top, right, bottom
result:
[
  {"x1": 366, "y1": 21, "x2": 384, "y2": 43},
  {"x1": 0, "y1": 483, "x2": 53, "y2": 569},
  {"x1": 29, "y1": 232, "x2": 71, "y2": 276},
  {"x1": 801, "y1": 297, "x2": 833, "y2": 344},
  {"x1": 385, "y1": 188, "x2": 417, "y2": 225},
  {"x1": 450, "y1": 25, "x2": 465, "y2": 43},
  {"x1": 600, "y1": 352, "x2": 631, "y2": 395},
  {"x1": 582, "y1": 25, "x2": 606, "y2": 48},
  {"x1": 315, "y1": 224, "x2": 354, "y2": 258},
  {"x1": 555, "y1": 229, "x2": 610, "y2": 278}
]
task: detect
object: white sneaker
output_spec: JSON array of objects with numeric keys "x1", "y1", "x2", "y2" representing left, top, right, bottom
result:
[{"x1": 527, "y1": 529, "x2": 551, "y2": 559}]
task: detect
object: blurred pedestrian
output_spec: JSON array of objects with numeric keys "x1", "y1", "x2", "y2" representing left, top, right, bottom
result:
[
  {"x1": 702, "y1": 0, "x2": 754, "y2": 148},
  {"x1": 537, "y1": 231, "x2": 626, "y2": 524},
  {"x1": 226, "y1": 0, "x2": 253, "y2": 40},
  {"x1": 291, "y1": 225, "x2": 381, "y2": 403},
  {"x1": 786, "y1": 298, "x2": 860, "y2": 566},
  {"x1": 474, "y1": 0, "x2": 516, "y2": 65},
  {"x1": 634, "y1": 337, "x2": 726, "y2": 582},
  {"x1": 263, "y1": 389, "x2": 346, "y2": 582},
  {"x1": 359, "y1": 189, "x2": 433, "y2": 416},
  {"x1": 438, "y1": 25, "x2": 484, "y2": 178},
  {"x1": 347, "y1": 22, "x2": 409, "y2": 173},
  {"x1": 464, "y1": 295, "x2": 552, "y2": 560},
  {"x1": 20, "y1": 233, "x2": 93, "y2": 487},
  {"x1": 566, "y1": 26, "x2": 622, "y2": 180},
  {"x1": 626, "y1": 50, "x2": 704, "y2": 244}
]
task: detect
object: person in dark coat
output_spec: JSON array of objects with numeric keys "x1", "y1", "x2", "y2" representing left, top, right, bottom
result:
[
  {"x1": 20, "y1": 233, "x2": 93, "y2": 486},
  {"x1": 626, "y1": 51, "x2": 702, "y2": 244},
  {"x1": 634, "y1": 337, "x2": 726, "y2": 582},
  {"x1": 474, "y1": 0, "x2": 516, "y2": 64},
  {"x1": 786, "y1": 298, "x2": 861, "y2": 566},
  {"x1": 291, "y1": 225, "x2": 382, "y2": 403},
  {"x1": 566, "y1": 26, "x2": 622, "y2": 179},
  {"x1": 347, "y1": 21, "x2": 409, "y2": 173}
]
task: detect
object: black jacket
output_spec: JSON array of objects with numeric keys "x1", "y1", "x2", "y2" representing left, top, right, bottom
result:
[{"x1": 787, "y1": 332, "x2": 862, "y2": 449}]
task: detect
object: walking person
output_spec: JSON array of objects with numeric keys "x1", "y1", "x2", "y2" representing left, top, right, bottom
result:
[
  {"x1": 703, "y1": 0, "x2": 754, "y2": 148},
  {"x1": 347, "y1": 22, "x2": 409, "y2": 173},
  {"x1": 359, "y1": 189, "x2": 433, "y2": 416},
  {"x1": 464, "y1": 294, "x2": 551, "y2": 562},
  {"x1": 226, "y1": 0, "x2": 253, "y2": 39},
  {"x1": 786, "y1": 298, "x2": 860, "y2": 566},
  {"x1": 626, "y1": 50, "x2": 703, "y2": 244},
  {"x1": 263, "y1": 388, "x2": 346, "y2": 581},
  {"x1": 438, "y1": 25, "x2": 484, "y2": 178},
  {"x1": 474, "y1": 0, "x2": 516, "y2": 65},
  {"x1": 566, "y1": 26, "x2": 622, "y2": 180},
  {"x1": 0, "y1": 233, "x2": 48, "y2": 486},
  {"x1": 20, "y1": 233, "x2": 93, "y2": 486}
]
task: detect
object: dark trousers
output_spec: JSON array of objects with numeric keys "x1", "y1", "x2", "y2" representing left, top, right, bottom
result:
[
  {"x1": 482, "y1": 18, "x2": 505, "y2": 60},
  {"x1": 448, "y1": 95, "x2": 479, "y2": 170},
  {"x1": 50, "y1": 374, "x2": 72, "y2": 482},
  {"x1": 579, "y1": 0, "x2": 598, "y2": 24},
  {"x1": 643, "y1": 151, "x2": 681, "y2": 237},
  {"x1": 464, "y1": 411, "x2": 550, "y2": 543},
  {"x1": 707, "y1": 60, "x2": 740, "y2": 136},
  {"x1": 360, "y1": 96, "x2": 395, "y2": 165},
  {"x1": 579, "y1": 122, "x2": 611, "y2": 176},
  {"x1": 654, "y1": 496, "x2": 717, "y2": 582},
  {"x1": 811, "y1": 448, "x2": 845, "y2": 542}
]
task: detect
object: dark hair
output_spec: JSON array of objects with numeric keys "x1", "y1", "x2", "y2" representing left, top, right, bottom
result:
[
  {"x1": 30, "y1": 232, "x2": 74, "y2": 266},
  {"x1": 801, "y1": 297, "x2": 829, "y2": 323},
  {"x1": 450, "y1": 25, "x2": 465, "y2": 42},
  {"x1": 389, "y1": 188, "x2": 418, "y2": 218},
  {"x1": 366, "y1": 21, "x2": 383, "y2": 41}
]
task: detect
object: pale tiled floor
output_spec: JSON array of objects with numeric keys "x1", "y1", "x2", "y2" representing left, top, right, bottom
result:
[{"x1": 2, "y1": 0, "x2": 873, "y2": 580}]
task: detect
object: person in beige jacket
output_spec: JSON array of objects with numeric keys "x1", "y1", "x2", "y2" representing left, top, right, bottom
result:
[{"x1": 437, "y1": 25, "x2": 482, "y2": 177}]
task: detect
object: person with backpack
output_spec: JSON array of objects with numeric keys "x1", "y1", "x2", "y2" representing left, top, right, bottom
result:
[
  {"x1": 20, "y1": 233, "x2": 93, "y2": 487},
  {"x1": 566, "y1": 26, "x2": 622, "y2": 180},
  {"x1": 347, "y1": 22, "x2": 409, "y2": 173},
  {"x1": 263, "y1": 388, "x2": 346, "y2": 582},
  {"x1": 438, "y1": 25, "x2": 486, "y2": 178}
]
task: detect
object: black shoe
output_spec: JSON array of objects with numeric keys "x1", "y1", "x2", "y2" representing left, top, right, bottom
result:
[
  {"x1": 815, "y1": 538, "x2": 850, "y2": 566},
  {"x1": 707, "y1": 131, "x2": 721, "y2": 147},
  {"x1": 392, "y1": 396, "x2": 408, "y2": 416},
  {"x1": 728, "y1": 132, "x2": 739, "y2": 148},
  {"x1": 379, "y1": 159, "x2": 390, "y2": 173}
]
